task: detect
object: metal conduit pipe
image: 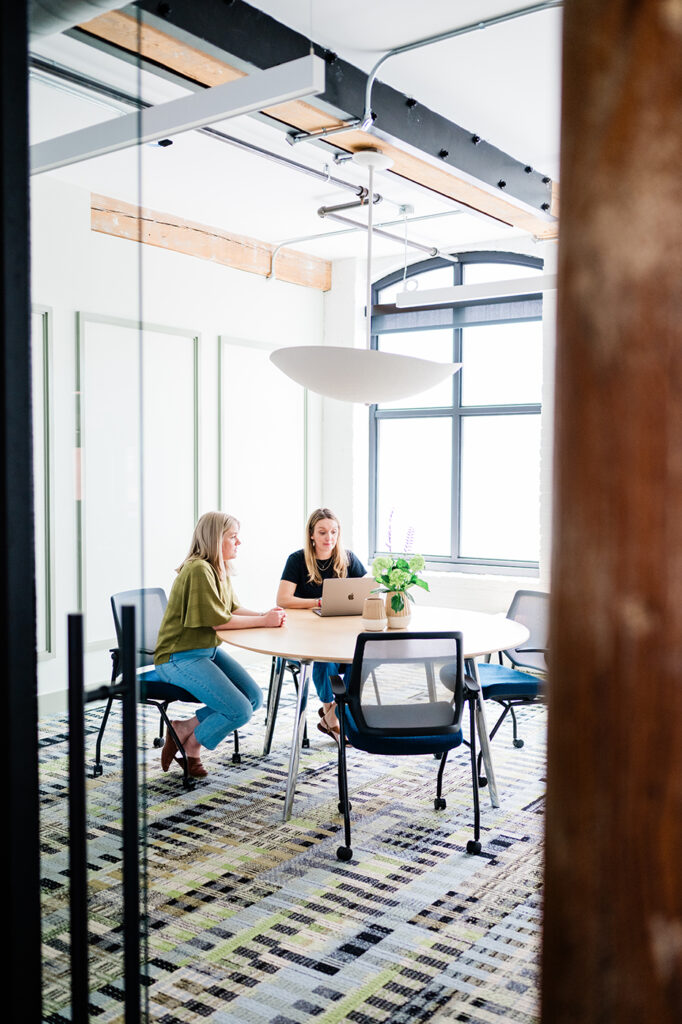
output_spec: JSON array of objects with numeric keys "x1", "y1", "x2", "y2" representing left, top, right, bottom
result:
[
  {"x1": 288, "y1": 1, "x2": 563, "y2": 144},
  {"x1": 266, "y1": 207, "x2": 465, "y2": 280},
  {"x1": 361, "y1": 1, "x2": 565, "y2": 127},
  {"x1": 317, "y1": 194, "x2": 381, "y2": 217},
  {"x1": 318, "y1": 210, "x2": 460, "y2": 264}
]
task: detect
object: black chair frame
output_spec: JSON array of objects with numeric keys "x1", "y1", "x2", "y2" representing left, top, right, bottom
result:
[
  {"x1": 93, "y1": 589, "x2": 241, "y2": 791},
  {"x1": 332, "y1": 631, "x2": 483, "y2": 862}
]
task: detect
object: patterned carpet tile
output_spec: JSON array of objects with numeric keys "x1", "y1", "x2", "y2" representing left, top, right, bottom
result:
[{"x1": 40, "y1": 668, "x2": 546, "y2": 1023}]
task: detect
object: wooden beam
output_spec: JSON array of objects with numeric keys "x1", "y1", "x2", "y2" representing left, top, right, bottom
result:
[
  {"x1": 90, "y1": 194, "x2": 331, "y2": 291},
  {"x1": 543, "y1": 1, "x2": 682, "y2": 1022},
  {"x1": 78, "y1": 9, "x2": 558, "y2": 239}
]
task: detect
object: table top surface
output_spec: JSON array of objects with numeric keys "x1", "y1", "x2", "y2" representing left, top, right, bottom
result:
[{"x1": 217, "y1": 605, "x2": 529, "y2": 663}]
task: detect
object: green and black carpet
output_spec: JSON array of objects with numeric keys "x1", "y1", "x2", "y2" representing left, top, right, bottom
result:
[{"x1": 40, "y1": 656, "x2": 545, "y2": 1023}]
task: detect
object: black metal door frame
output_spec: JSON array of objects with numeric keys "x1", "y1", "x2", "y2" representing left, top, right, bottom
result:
[{"x1": 1, "y1": 2, "x2": 42, "y2": 1020}]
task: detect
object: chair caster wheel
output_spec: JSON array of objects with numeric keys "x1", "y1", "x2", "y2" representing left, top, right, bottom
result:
[
  {"x1": 466, "y1": 840, "x2": 482, "y2": 855},
  {"x1": 302, "y1": 738, "x2": 310, "y2": 749},
  {"x1": 336, "y1": 846, "x2": 353, "y2": 862},
  {"x1": 232, "y1": 753, "x2": 242, "y2": 764},
  {"x1": 433, "y1": 797, "x2": 446, "y2": 810},
  {"x1": 478, "y1": 777, "x2": 488, "y2": 788},
  {"x1": 92, "y1": 765, "x2": 103, "y2": 778},
  {"x1": 153, "y1": 737, "x2": 163, "y2": 748},
  {"x1": 338, "y1": 800, "x2": 352, "y2": 813},
  {"x1": 513, "y1": 738, "x2": 524, "y2": 748}
]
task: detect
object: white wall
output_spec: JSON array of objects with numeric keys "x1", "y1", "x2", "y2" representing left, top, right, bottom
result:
[
  {"x1": 31, "y1": 174, "x2": 556, "y2": 708},
  {"x1": 31, "y1": 175, "x2": 324, "y2": 709},
  {"x1": 320, "y1": 238, "x2": 557, "y2": 613}
]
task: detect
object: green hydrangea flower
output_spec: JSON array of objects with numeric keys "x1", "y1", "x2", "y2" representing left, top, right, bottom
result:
[
  {"x1": 371, "y1": 556, "x2": 392, "y2": 577},
  {"x1": 408, "y1": 554, "x2": 425, "y2": 573},
  {"x1": 388, "y1": 567, "x2": 411, "y2": 590}
]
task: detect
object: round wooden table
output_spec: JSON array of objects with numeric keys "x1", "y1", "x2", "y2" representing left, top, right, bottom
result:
[{"x1": 218, "y1": 606, "x2": 529, "y2": 819}]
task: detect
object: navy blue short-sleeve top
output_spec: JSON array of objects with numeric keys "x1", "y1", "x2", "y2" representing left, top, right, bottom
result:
[{"x1": 280, "y1": 549, "x2": 366, "y2": 600}]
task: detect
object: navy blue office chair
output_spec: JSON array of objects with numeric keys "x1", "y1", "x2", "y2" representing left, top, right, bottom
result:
[
  {"x1": 93, "y1": 587, "x2": 240, "y2": 790},
  {"x1": 332, "y1": 631, "x2": 483, "y2": 862},
  {"x1": 477, "y1": 590, "x2": 549, "y2": 775}
]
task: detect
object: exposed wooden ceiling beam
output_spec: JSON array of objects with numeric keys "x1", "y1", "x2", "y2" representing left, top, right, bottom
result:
[
  {"x1": 91, "y1": 193, "x2": 332, "y2": 290},
  {"x1": 76, "y1": 9, "x2": 559, "y2": 240}
]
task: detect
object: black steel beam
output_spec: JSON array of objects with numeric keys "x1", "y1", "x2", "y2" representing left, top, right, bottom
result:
[
  {"x1": 72, "y1": 0, "x2": 553, "y2": 213},
  {"x1": 1, "y1": 0, "x2": 42, "y2": 1020}
]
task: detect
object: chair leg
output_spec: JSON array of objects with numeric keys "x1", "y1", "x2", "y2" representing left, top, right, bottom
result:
[
  {"x1": 289, "y1": 664, "x2": 310, "y2": 748},
  {"x1": 264, "y1": 657, "x2": 277, "y2": 728},
  {"x1": 232, "y1": 730, "x2": 241, "y2": 763},
  {"x1": 433, "y1": 750, "x2": 448, "y2": 810},
  {"x1": 467, "y1": 698, "x2": 482, "y2": 855},
  {"x1": 263, "y1": 657, "x2": 286, "y2": 756},
  {"x1": 477, "y1": 703, "x2": 511, "y2": 784},
  {"x1": 509, "y1": 705, "x2": 524, "y2": 747},
  {"x1": 92, "y1": 695, "x2": 115, "y2": 777},
  {"x1": 153, "y1": 704, "x2": 168, "y2": 748},
  {"x1": 335, "y1": 706, "x2": 353, "y2": 862}
]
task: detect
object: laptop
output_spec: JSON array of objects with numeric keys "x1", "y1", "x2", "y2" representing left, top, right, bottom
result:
[{"x1": 313, "y1": 576, "x2": 375, "y2": 616}]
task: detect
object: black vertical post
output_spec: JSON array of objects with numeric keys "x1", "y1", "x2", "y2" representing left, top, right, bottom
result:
[
  {"x1": 121, "y1": 605, "x2": 141, "y2": 1023},
  {"x1": 1, "y1": 1, "x2": 42, "y2": 1021},
  {"x1": 68, "y1": 614, "x2": 89, "y2": 1023}
]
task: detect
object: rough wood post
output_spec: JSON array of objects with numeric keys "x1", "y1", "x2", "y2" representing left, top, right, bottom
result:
[{"x1": 542, "y1": 1, "x2": 682, "y2": 1021}]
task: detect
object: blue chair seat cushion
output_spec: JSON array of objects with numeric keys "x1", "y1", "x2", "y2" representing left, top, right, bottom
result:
[
  {"x1": 343, "y1": 706, "x2": 463, "y2": 756},
  {"x1": 478, "y1": 663, "x2": 542, "y2": 700},
  {"x1": 137, "y1": 666, "x2": 200, "y2": 704}
]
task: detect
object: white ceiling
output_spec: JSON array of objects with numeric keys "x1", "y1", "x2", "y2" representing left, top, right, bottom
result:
[{"x1": 28, "y1": 1, "x2": 563, "y2": 263}]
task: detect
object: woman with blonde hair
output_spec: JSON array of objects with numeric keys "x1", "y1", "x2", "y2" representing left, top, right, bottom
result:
[
  {"x1": 154, "y1": 511, "x2": 286, "y2": 778},
  {"x1": 276, "y1": 508, "x2": 365, "y2": 741}
]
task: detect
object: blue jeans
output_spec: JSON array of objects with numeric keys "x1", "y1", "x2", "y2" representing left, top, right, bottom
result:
[
  {"x1": 156, "y1": 646, "x2": 263, "y2": 750},
  {"x1": 312, "y1": 661, "x2": 351, "y2": 704}
]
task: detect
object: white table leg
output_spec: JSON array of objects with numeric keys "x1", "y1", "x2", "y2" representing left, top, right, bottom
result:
[
  {"x1": 466, "y1": 659, "x2": 500, "y2": 809},
  {"x1": 283, "y1": 659, "x2": 311, "y2": 821}
]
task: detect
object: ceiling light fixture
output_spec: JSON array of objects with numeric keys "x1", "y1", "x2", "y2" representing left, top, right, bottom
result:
[
  {"x1": 395, "y1": 273, "x2": 558, "y2": 309},
  {"x1": 270, "y1": 147, "x2": 460, "y2": 404},
  {"x1": 30, "y1": 54, "x2": 325, "y2": 174}
]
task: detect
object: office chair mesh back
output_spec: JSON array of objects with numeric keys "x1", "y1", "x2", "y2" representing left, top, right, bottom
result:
[
  {"x1": 348, "y1": 632, "x2": 464, "y2": 739},
  {"x1": 110, "y1": 587, "x2": 167, "y2": 667},
  {"x1": 505, "y1": 590, "x2": 549, "y2": 673}
]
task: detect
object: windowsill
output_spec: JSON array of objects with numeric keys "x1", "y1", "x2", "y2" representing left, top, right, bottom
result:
[{"x1": 423, "y1": 564, "x2": 540, "y2": 579}]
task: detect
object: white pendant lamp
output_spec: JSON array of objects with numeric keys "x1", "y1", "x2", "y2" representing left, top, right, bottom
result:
[{"x1": 270, "y1": 147, "x2": 460, "y2": 404}]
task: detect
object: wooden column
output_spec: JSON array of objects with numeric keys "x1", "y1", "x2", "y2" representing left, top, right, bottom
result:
[{"x1": 542, "y1": 2, "x2": 682, "y2": 1022}]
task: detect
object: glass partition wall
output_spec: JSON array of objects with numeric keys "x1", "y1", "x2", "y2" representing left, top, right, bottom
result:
[
  {"x1": 30, "y1": 13, "x2": 152, "y2": 1018},
  {"x1": 29, "y1": 13, "x2": 311, "y2": 1018}
]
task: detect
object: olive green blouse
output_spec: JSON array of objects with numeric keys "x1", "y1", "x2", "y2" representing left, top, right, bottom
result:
[{"x1": 154, "y1": 558, "x2": 240, "y2": 665}]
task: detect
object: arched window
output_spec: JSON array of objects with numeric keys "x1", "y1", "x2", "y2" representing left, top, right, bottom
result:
[{"x1": 369, "y1": 251, "x2": 544, "y2": 572}]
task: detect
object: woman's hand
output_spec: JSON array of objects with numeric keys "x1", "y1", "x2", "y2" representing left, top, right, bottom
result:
[{"x1": 262, "y1": 607, "x2": 287, "y2": 628}]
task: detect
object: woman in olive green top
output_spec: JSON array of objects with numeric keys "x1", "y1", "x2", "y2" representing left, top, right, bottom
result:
[{"x1": 155, "y1": 511, "x2": 286, "y2": 778}]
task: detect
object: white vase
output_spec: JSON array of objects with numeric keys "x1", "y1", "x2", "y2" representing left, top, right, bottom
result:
[
  {"x1": 385, "y1": 592, "x2": 411, "y2": 630},
  {"x1": 361, "y1": 595, "x2": 387, "y2": 631}
]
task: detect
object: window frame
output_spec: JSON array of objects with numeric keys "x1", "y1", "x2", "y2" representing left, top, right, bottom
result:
[{"x1": 369, "y1": 250, "x2": 544, "y2": 574}]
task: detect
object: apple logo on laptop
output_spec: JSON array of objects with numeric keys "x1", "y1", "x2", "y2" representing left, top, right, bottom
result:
[{"x1": 348, "y1": 592, "x2": 354, "y2": 600}]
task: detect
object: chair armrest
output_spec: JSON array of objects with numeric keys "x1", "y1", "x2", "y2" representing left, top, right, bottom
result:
[
  {"x1": 109, "y1": 647, "x2": 120, "y2": 683},
  {"x1": 331, "y1": 674, "x2": 347, "y2": 701},
  {"x1": 517, "y1": 646, "x2": 548, "y2": 655},
  {"x1": 464, "y1": 674, "x2": 480, "y2": 694}
]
